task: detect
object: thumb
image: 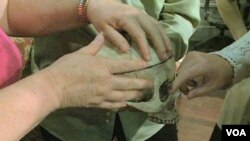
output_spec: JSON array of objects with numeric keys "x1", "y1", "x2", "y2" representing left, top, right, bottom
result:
[
  {"x1": 168, "y1": 76, "x2": 183, "y2": 94},
  {"x1": 79, "y1": 33, "x2": 104, "y2": 55}
]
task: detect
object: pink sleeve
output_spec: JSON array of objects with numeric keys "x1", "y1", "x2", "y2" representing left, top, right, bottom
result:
[{"x1": 0, "y1": 28, "x2": 23, "y2": 88}]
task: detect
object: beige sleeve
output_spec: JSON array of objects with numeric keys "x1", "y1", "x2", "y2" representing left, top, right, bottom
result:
[
  {"x1": 159, "y1": 0, "x2": 201, "y2": 60},
  {"x1": 212, "y1": 31, "x2": 250, "y2": 83}
]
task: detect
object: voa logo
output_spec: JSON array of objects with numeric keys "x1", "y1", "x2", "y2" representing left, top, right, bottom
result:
[{"x1": 226, "y1": 129, "x2": 247, "y2": 136}]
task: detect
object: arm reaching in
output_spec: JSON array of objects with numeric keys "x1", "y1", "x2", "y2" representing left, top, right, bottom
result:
[
  {"x1": 0, "y1": 34, "x2": 152, "y2": 141},
  {"x1": 169, "y1": 32, "x2": 250, "y2": 99},
  {"x1": 216, "y1": 0, "x2": 247, "y2": 40},
  {"x1": 1, "y1": 0, "x2": 84, "y2": 36},
  {"x1": 87, "y1": 0, "x2": 173, "y2": 60},
  {"x1": 169, "y1": 51, "x2": 233, "y2": 99},
  {"x1": 0, "y1": 0, "x2": 172, "y2": 61}
]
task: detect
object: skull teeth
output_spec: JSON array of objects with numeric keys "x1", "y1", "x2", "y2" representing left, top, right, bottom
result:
[{"x1": 148, "y1": 115, "x2": 179, "y2": 124}]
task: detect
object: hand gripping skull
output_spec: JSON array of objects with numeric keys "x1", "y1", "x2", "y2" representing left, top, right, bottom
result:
[{"x1": 97, "y1": 42, "x2": 180, "y2": 124}]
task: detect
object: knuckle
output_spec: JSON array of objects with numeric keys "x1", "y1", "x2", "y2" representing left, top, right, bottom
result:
[
  {"x1": 156, "y1": 22, "x2": 162, "y2": 28},
  {"x1": 187, "y1": 51, "x2": 201, "y2": 56},
  {"x1": 134, "y1": 33, "x2": 145, "y2": 41},
  {"x1": 134, "y1": 91, "x2": 142, "y2": 98},
  {"x1": 152, "y1": 20, "x2": 161, "y2": 28},
  {"x1": 187, "y1": 51, "x2": 198, "y2": 57},
  {"x1": 95, "y1": 85, "x2": 103, "y2": 94},
  {"x1": 96, "y1": 85, "x2": 110, "y2": 96},
  {"x1": 117, "y1": 102, "x2": 126, "y2": 108},
  {"x1": 118, "y1": 94, "x2": 126, "y2": 101},
  {"x1": 138, "y1": 80, "x2": 147, "y2": 88},
  {"x1": 117, "y1": 18, "x2": 128, "y2": 27},
  {"x1": 157, "y1": 45, "x2": 166, "y2": 52},
  {"x1": 92, "y1": 97, "x2": 103, "y2": 105},
  {"x1": 97, "y1": 97, "x2": 105, "y2": 103},
  {"x1": 126, "y1": 9, "x2": 140, "y2": 17},
  {"x1": 102, "y1": 86, "x2": 111, "y2": 96},
  {"x1": 129, "y1": 79, "x2": 137, "y2": 86}
]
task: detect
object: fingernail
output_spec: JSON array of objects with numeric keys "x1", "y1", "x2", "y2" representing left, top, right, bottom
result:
[
  {"x1": 167, "y1": 83, "x2": 174, "y2": 93},
  {"x1": 187, "y1": 95, "x2": 193, "y2": 100},
  {"x1": 122, "y1": 45, "x2": 130, "y2": 52},
  {"x1": 167, "y1": 84, "x2": 173, "y2": 93},
  {"x1": 161, "y1": 53, "x2": 168, "y2": 60},
  {"x1": 138, "y1": 92, "x2": 143, "y2": 97},
  {"x1": 96, "y1": 33, "x2": 104, "y2": 41},
  {"x1": 168, "y1": 51, "x2": 174, "y2": 58},
  {"x1": 123, "y1": 103, "x2": 127, "y2": 107},
  {"x1": 187, "y1": 92, "x2": 195, "y2": 99},
  {"x1": 144, "y1": 55, "x2": 150, "y2": 61}
]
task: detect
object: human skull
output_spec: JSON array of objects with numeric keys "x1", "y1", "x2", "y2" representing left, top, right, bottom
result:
[{"x1": 97, "y1": 42, "x2": 179, "y2": 124}]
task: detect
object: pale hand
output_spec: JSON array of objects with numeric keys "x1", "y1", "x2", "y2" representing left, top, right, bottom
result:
[
  {"x1": 87, "y1": 0, "x2": 173, "y2": 60},
  {"x1": 45, "y1": 34, "x2": 152, "y2": 109},
  {"x1": 169, "y1": 51, "x2": 233, "y2": 99}
]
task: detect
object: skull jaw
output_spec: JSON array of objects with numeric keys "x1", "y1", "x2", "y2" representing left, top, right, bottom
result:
[
  {"x1": 148, "y1": 110, "x2": 179, "y2": 124},
  {"x1": 127, "y1": 92, "x2": 180, "y2": 124},
  {"x1": 148, "y1": 92, "x2": 180, "y2": 124}
]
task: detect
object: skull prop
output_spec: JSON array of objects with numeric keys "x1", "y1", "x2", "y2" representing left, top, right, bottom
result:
[{"x1": 97, "y1": 42, "x2": 179, "y2": 124}]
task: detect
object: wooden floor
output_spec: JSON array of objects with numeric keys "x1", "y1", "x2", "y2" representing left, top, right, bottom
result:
[{"x1": 176, "y1": 95, "x2": 224, "y2": 141}]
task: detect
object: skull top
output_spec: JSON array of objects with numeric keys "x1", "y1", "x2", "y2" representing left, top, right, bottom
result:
[{"x1": 97, "y1": 42, "x2": 179, "y2": 124}]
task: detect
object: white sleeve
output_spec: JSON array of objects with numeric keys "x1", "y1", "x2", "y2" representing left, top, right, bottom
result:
[{"x1": 212, "y1": 31, "x2": 250, "y2": 83}]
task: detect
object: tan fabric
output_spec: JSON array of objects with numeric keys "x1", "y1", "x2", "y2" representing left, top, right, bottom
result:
[
  {"x1": 11, "y1": 37, "x2": 32, "y2": 65},
  {"x1": 218, "y1": 78, "x2": 250, "y2": 128}
]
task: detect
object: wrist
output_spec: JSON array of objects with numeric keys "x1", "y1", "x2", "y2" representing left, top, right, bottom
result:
[
  {"x1": 77, "y1": 0, "x2": 90, "y2": 23},
  {"x1": 212, "y1": 54, "x2": 234, "y2": 87},
  {"x1": 86, "y1": 0, "x2": 95, "y2": 22},
  {"x1": 4, "y1": 70, "x2": 62, "y2": 116},
  {"x1": 232, "y1": 29, "x2": 248, "y2": 40},
  {"x1": 28, "y1": 70, "x2": 62, "y2": 111}
]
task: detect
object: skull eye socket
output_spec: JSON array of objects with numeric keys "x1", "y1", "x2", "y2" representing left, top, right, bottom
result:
[
  {"x1": 139, "y1": 88, "x2": 154, "y2": 102},
  {"x1": 159, "y1": 79, "x2": 173, "y2": 102},
  {"x1": 129, "y1": 88, "x2": 154, "y2": 102}
]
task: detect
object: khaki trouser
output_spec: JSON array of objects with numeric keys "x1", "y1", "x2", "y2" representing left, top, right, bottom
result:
[{"x1": 218, "y1": 78, "x2": 250, "y2": 128}]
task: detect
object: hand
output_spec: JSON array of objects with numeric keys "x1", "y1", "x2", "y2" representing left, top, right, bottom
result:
[
  {"x1": 87, "y1": 0, "x2": 172, "y2": 60},
  {"x1": 169, "y1": 51, "x2": 233, "y2": 99},
  {"x1": 46, "y1": 34, "x2": 152, "y2": 109}
]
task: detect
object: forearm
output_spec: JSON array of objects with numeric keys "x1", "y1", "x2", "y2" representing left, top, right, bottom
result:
[
  {"x1": 216, "y1": 0, "x2": 247, "y2": 40},
  {"x1": 5, "y1": 0, "x2": 84, "y2": 36},
  {"x1": 0, "y1": 70, "x2": 59, "y2": 141}
]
